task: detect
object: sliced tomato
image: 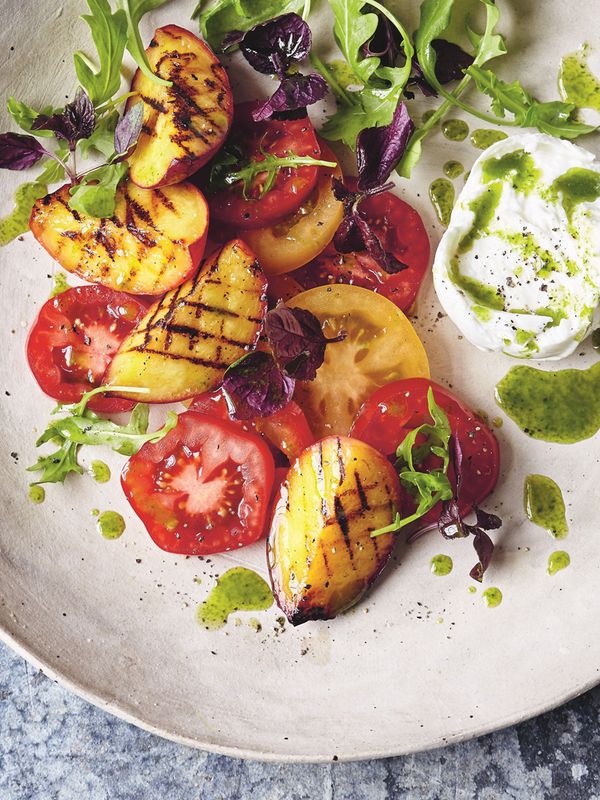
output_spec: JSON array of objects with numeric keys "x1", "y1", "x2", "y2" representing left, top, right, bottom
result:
[
  {"x1": 350, "y1": 378, "x2": 500, "y2": 529},
  {"x1": 292, "y1": 185, "x2": 430, "y2": 312},
  {"x1": 205, "y1": 103, "x2": 321, "y2": 230},
  {"x1": 26, "y1": 285, "x2": 147, "y2": 412},
  {"x1": 240, "y1": 141, "x2": 344, "y2": 275},
  {"x1": 288, "y1": 284, "x2": 430, "y2": 439},
  {"x1": 121, "y1": 411, "x2": 275, "y2": 555},
  {"x1": 190, "y1": 389, "x2": 314, "y2": 462}
]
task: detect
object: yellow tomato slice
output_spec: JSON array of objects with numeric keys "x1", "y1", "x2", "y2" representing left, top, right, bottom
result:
[
  {"x1": 288, "y1": 285, "x2": 430, "y2": 438},
  {"x1": 242, "y1": 143, "x2": 344, "y2": 275}
]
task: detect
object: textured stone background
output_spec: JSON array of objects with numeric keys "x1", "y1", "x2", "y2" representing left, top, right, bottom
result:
[{"x1": 1, "y1": 643, "x2": 599, "y2": 799}]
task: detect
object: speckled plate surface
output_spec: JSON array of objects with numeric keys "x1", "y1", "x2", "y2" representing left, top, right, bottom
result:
[{"x1": 1, "y1": 0, "x2": 600, "y2": 763}]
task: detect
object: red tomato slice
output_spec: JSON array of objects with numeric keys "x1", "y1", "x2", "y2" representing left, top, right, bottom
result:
[
  {"x1": 190, "y1": 389, "x2": 314, "y2": 463},
  {"x1": 205, "y1": 103, "x2": 321, "y2": 230},
  {"x1": 292, "y1": 184, "x2": 430, "y2": 312},
  {"x1": 121, "y1": 411, "x2": 275, "y2": 555},
  {"x1": 26, "y1": 285, "x2": 147, "y2": 412},
  {"x1": 350, "y1": 379, "x2": 500, "y2": 529}
]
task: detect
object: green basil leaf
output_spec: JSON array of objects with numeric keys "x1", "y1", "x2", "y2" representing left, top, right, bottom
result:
[
  {"x1": 78, "y1": 110, "x2": 119, "y2": 159},
  {"x1": 68, "y1": 161, "x2": 128, "y2": 218},
  {"x1": 74, "y1": 0, "x2": 128, "y2": 106}
]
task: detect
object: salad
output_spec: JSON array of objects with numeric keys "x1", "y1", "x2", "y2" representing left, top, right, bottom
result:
[{"x1": 1, "y1": 0, "x2": 598, "y2": 627}]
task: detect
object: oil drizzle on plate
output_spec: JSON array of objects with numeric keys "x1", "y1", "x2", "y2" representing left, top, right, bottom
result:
[
  {"x1": 470, "y1": 129, "x2": 508, "y2": 150},
  {"x1": 28, "y1": 485, "x2": 45, "y2": 504},
  {"x1": 482, "y1": 587, "x2": 503, "y2": 607},
  {"x1": 548, "y1": 550, "x2": 571, "y2": 575},
  {"x1": 90, "y1": 460, "x2": 111, "y2": 483},
  {"x1": 559, "y1": 47, "x2": 600, "y2": 112},
  {"x1": 197, "y1": 567, "x2": 274, "y2": 630},
  {"x1": 430, "y1": 554, "x2": 453, "y2": 576},
  {"x1": 97, "y1": 510, "x2": 125, "y2": 540},
  {"x1": 495, "y1": 362, "x2": 600, "y2": 443},
  {"x1": 524, "y1": 474, "x2": 568, "y2": 539},
  {"x1": 429, "y1": 178, "x2": 455, "y2": 227}
]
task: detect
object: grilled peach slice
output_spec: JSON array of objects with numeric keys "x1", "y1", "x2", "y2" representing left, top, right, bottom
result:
[
  {"x1": 127, "y1": 25, "x2": 233, "y2": 189},
  {"x1": 29, "y1": 180, "x2": 208, "y2": 296},
  {"x1": 268, "y1": 436, "x2": 401, "y2": 625},
  {"x1": 106, "y1": 239, "x2": 267, "y2": 402}
]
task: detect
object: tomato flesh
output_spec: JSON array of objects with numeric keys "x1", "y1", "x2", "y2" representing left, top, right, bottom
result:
[
  {"x1": 350, "y1": 378, "x2": 500, "y2": 529},
  {"x1": 190, "y1": 389, "x2": 314, "y2": 462},
  {"x1": 122, "y1": 411, "x2": 275, "y2": 555},
  {"x1": 293, "y1": 185, "x2": 430, "y2": 312},
  {"x1": 26, "y1": 285, "x2": 147, "y2": 412},
  {"x1": 205, "y1": 103, "x2": 321, "y2": 230}
]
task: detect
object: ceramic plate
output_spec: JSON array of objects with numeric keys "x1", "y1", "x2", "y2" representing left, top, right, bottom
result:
[{"x1": 1, "y1": 0, "x2": 599, "y2": 763}]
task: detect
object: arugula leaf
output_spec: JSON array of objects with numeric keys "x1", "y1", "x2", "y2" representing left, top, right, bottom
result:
[
  {"x1": 194, "y1": 0, "x2": 305, "y2": 52},
  {"x1": 318, "y1": 0, "x2": 413, "y2": 148},
  {"x1": 207, "y1": 147, "x2": 336, "y2": 197},
  {"x1": 116, "y1": 0, "x2": 172, "y2": 87},
  {"x1": 468, "y1": 66, "x2": 596, "y2": 139},
  {"x1": 74, "y1": 0, "x2": 128, "y2": 106},
  {"x1": 372, "y1": 388, "x2": 454, "y2": 535},
  {"x1": 28, "y1": 386, "x2": 178, "y2": 485},
  {"x1": 28, "y1": 440, "x2": 83, "y2": 485},
  {"x1": 7, "y1": 98, "x2": 56, "y2": 137},
  {"x1": 68, "y1": 161, "x2": 128, "y2": 218}
]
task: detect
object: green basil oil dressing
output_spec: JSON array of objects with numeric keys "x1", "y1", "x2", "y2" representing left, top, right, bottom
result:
[
  {"x1": 482, "y1": 587, "x2": 503, "y2": 608},
  {"x1": 430, "y1": 554, "x2": 453, "y2": 576},
  {"x1": 495, "y1": 362, "x2": 600, "y2": 443},
  {"x1": 548, "y1": 550, "x2": 571, "y2": 575},
  {"x1": 549, "y1": 168, "x2": 600, "y2": 222},
  {"x1": 443, "y1": 160, "x2": 464, "y2": 179},
  {"x1": 422, "y1": 109, "x2": 437, "y2": 124},
  {"x1": 429, "y1": 178, "x2": 455, "y2": 227},
  {"x1": 28, "y1": 485, "x2": 45, "y2": 505},
  {"x1": 448, "y1": 182, "x2": 504, "y2": 310},
  {"x1": 50, "y1": 272, "x2": 71, "y2": 297},
  {"x1": 481, "y1": 149, "x2": 540, "y2": 195},
  {"x1": 0, "y1": 183, "x2": 47, "y2": 247},
  {"x1": 524, "y1": 475, "x2": 568, "y2": 539},
  {"x1": 470, "y1": 129, "x2": 508, "y2": 150},
  {"x1": 559, "y1": 49, "x2": 600, "y2": 112},
  {"x1": 90, "y1": 460, "x2": 111, "y2": 483},
  {"x1": 442, "y1": 119, "x2": 469, "y2": 141},
  {"x1": 97, "y1": 510, "x2": 126, "y2": 540},
  {"x1": 197, "y1": 567, "x2": 273, "y2": 630}
]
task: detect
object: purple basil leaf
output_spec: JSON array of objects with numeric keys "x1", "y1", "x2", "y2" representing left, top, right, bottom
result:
[
  {"x1": 222, "y1": 29, "x2": 245, "y2": 51},
  {"x1": 469, "y1": 528, "x2": 495, "y2": 583},
  {"x1": 333, "y1": 201, "x2": 407, "y2": 274},
  {"x1": 0, "y1": 132, "x2": 46, "y2": 170},
  {"x1": 222, "y1": 351, "x2": 295, "y2": 419},
  {"x1": 240, "y1": 13, "x2": 312, "y2": 77},
  {"x1": 448, "y1": 433, "x2": 463, "y2": 496},
  {"x1": 252, "y1": 73, "x2": 328, "y2": 121},
  {"x1": 265, "y1": 304, "x2": 338, "y2": 381},
  {"x1": 474, "y1": 506, "x2": 502, "y2": 531},
  {"x1": 432, "y1": 39, "x2": 475, "y2": 84},
  {"x1": 114, "y1": 102, "x2": 144, "y2": 156},
  {"x1": 438, "y1": 499, "x2": 468, "y2": 539},
  {"x1": 406, "y1": 61, "x2": 438, "y2": 98},
  {"x1": 408, "y1": 40, "x2": 474, "y2": 97},
  {"x1": 32, "y1": 88, "x2": 95, "y2": 151},
  {"x1": 361, "y1": 10, "x2": 402, "y2": 68},
  {"x1": 356, "y1": 103, "x2": 414, "y2": 191}
]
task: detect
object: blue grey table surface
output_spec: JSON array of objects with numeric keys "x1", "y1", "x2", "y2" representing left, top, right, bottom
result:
[{"x1": 2, "y1": 644, "x2": 600, "y2": 800}]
